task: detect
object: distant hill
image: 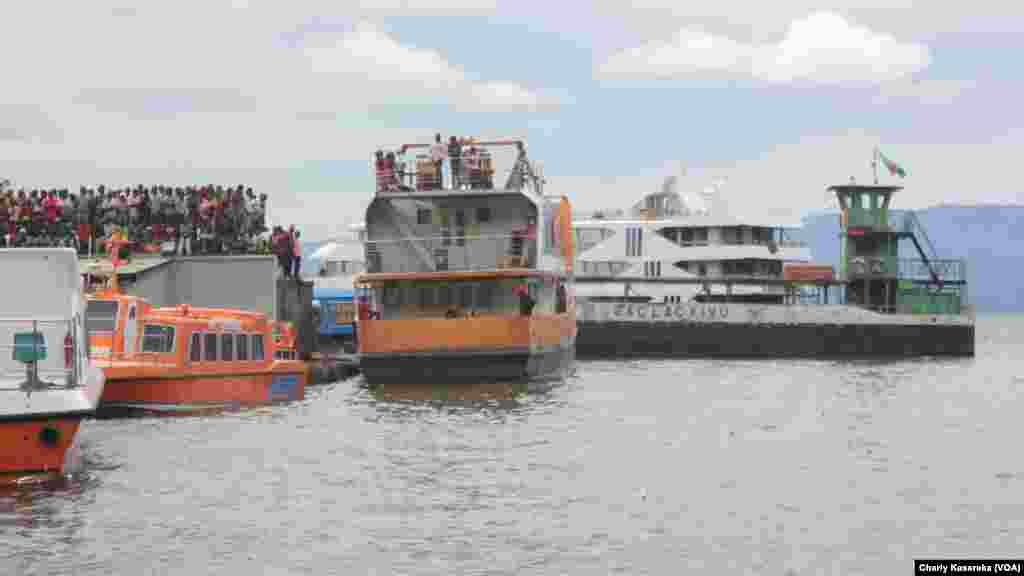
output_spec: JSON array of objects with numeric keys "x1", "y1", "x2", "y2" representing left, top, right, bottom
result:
[
  {"x1": 301, "y1": 205, "x2": 1023, "y2": 312},
  {"x1": 794, "y1": 205, "x2": 1024, "y2": 312}
]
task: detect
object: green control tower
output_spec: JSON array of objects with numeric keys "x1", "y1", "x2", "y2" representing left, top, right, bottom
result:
[{"x1": 828, "y1": 184, "x2": 901, "y2": 313}]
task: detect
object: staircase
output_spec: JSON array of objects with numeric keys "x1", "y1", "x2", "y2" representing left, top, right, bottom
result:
[
  {"x1": 380, "y1": 199, "x2": 435, "y2": 272},
  {"x1": 901, "y1": 211, "x2": 943, "y2": 286}
]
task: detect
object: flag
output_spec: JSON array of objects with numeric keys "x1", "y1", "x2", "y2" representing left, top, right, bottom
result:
[{"x1": 878, "y1": 151, "x2": 907, "y2": 178}]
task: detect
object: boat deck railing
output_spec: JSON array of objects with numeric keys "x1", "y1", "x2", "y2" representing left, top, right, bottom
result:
[
  {"x1": 844, "y1": 257, "x2": 967, "y2": 283},
  {"x1": 0, "y1": 318, "x2": 80, "y2": 391},
  {"x1": 364, "y1": 234, "x2": 538, "y2": 274},
  {"x1": 374, "y1": 139, "x2": 541, "y2": 196}
]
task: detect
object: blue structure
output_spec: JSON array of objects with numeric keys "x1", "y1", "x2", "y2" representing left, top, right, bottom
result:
[{"x1": 312, "y1": 288, "x2": 355, "y2": 339}]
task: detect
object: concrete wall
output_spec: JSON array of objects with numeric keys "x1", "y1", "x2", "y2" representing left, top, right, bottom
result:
[
  {"x1": 277, "y1": 277, "x2": 314, "y2": 360},
  {"x1": 125, "y1": 255, "x2": 278, "y2": 318}
]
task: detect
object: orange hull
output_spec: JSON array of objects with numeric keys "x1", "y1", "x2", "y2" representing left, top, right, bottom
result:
[
  {"x1": 99, "y1": 369, "x2": 306, "y2": 413},
  {"x1": 359, "y1": 314, "x2": 575, "y2": 354},
  {"x1": 0, "y1": 418, "x2": 82, "y2": 479}
]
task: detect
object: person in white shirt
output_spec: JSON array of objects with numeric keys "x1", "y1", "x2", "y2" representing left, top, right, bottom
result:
[{"x1": 430, "y1": 133, "x2": 446, "y2": 189}]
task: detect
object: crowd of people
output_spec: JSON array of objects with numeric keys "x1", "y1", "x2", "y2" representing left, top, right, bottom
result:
[
  {"x1": 0, "y1": 184, "x2": 268, "y2": 255},
  {"x1": 375, "y1": 134, "x2": 495, "y2": 193}
]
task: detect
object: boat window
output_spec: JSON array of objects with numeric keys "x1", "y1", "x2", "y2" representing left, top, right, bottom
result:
[
  {"x1": 419, "y1": 286, "x2": 435, "y2": 307},
  {"x1": 141, "y1": 325, "x2": 175, "y2": 353},
  {"x1": 251, "y1": 334, "x2": 265, "y2": 361},
  {"x1": 236, "y1": 334, "x2": 248, "y2": 361},
  {"x1": 204, "y1": 333, "x2": 218, "y2": 361},
  {"x1": 458, "y1": 284, "x2": 473, "y2": 309},
  {"x1": 438, "y1": 285, "x2": 452, "y2": 307},
  {"x1": 221, "y1": 333, "x2": 234, "y2": 361},
  {"x1": 417, "y1": 208, "x2": 431, "y2": 225},
  {"x1": 477, "y1": 283, "x2": 494, "y2": 309},
  {"x1": 189, "y1": 333, "x2": 202, "y2": 362},
  {"x1": 476, "y1": 206, "x2": 491, "y2": 223},
  {"x1": 85, "y1": 300, "x2": 118, "y2": 334}
]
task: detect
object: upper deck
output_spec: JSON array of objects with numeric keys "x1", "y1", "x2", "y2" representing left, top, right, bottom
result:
[{"x1": 363, "y1": 139, "x2": 573, "y2": 278}]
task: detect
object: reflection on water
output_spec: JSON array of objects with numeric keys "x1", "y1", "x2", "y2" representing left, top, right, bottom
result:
[
  {"x1": 1, "y1": 317, "x2": 1020, "y2": 575},
  {"x1": 363, "y1": 378, "x2": 556, "y2": 404}
]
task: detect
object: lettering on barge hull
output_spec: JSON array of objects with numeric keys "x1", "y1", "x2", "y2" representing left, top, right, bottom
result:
[
  {"x1": 611, "y1": 302, "x2": 729, "y2": 323},
  {"x1": 577, "y1": 300, "x2": 974, "y2": 327}
]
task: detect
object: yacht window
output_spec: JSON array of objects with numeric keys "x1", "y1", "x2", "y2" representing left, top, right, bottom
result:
[
  {"x1": 189, "y1": 333, "x2": 202, "y2": 362},
  {"x1": 694, "y1": 228, "x2": 709, "y2": 244},
  {"x1": 251, "y1": 334, "x2": 265, "y2": 361},
  {"x1": 476, "y1": 207, "x2": 491, "y2": 223},
  {"x1": 236, "y1": 334, "x2": 248, "y2": 361},
  {"x1": 204, "y1": 333, "x2": 218, "y2": 361},
  {"x1": 221, "y1": 333, "x2": 234, "y2": 361},
  {"x1": 698, "y1": 263, "x2": 707, "y2": 276},
  {"x1": 141, "y1": 325, "x2": 175, "y2": 353}
]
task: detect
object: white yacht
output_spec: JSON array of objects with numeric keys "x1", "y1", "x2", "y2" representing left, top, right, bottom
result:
[
  {"x1": 308, "y1": 224, "x2": 366, "y2": 292},
  {"x1": 573, "y1": 175, "x2": 813, "y2": 304}
]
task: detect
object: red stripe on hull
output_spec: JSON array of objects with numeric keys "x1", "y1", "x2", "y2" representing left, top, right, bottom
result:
[{"x1": 0, "y1": 418, "x2": 82, "y2": 479}]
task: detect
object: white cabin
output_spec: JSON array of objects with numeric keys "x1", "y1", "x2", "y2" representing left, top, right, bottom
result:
[
  {"x1": 573, "y1": 178, "x2": 812, "y2": 303},
  {"x1": 0, "y1": 248, "x2": 104, "y2": 417}
]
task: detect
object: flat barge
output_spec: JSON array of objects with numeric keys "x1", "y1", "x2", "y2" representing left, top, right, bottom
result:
[{"x1": 573, "y1": 182, "x2": 974, "y2": 358}]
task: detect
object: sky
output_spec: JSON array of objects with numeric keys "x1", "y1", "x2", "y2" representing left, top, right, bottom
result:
[{"x1": 1, "y1": 1, "x2": 1022, "y2": 240}]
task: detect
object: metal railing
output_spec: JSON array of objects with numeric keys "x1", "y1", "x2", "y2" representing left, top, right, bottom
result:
[
  {"x1": 0, "y1": 318, "x2": 79, "y2": 391},
  {"x1": 845, "y1": 257, "x2": 966, "y2": 283},
  {"x1": 897, "y1": 258, "x2": 966, "y2": 283},
  {"x1": 365, "y1": 234, "x2": 538, "y2": 273},
  {"x1": 374, "y1": 139, "x2": 541, "y2": 195}
]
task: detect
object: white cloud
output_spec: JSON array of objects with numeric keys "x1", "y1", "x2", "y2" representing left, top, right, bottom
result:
[
  {"x1": 597, "y1": 11, "x2": 930, "y2": 84},
  {"x1": 304, "y1": 21, "x2": 546, "y2": 112}
]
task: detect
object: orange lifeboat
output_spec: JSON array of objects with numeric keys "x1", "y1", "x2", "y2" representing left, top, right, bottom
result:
[{"x1": 84, "y1": 233, "x2": 307, "y2": 416}]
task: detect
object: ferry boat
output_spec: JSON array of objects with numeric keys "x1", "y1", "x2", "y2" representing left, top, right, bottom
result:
[
  {"x1": 84, "y1": 236, "x2": 307, "y2": 415},
  {"x1": 354, "y1": 138, "x2": 576, "y2": 384},
  {"x1": 0, "y1": 248, "x2": 105, "y2": 479},
  {"x1": 573, "y1": 174, "x2": 974, "y2": 357}
]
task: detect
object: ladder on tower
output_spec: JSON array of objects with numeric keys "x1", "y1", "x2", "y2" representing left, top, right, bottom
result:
[{"x1": 901, "y1": 211, "x2": 943, "y2": 287}]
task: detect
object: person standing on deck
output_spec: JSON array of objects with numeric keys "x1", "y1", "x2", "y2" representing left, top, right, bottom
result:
[
  {"x1": 430, "y1": 134, "x2": 446, "y2": 189},
  {"x1": 291, "y1": 228, "x2": 302, "y2": 280},
  {"x1": 273, "y1": 226, "x2": 291, "y2": 277},
  {"x1": 448, "y1": 136, "x2": 463, "y2": 189}
]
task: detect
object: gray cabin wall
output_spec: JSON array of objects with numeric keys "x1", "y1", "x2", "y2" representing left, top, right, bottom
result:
[{"x1": 366, "y1": 195, "x2": 538, "y2": 273}]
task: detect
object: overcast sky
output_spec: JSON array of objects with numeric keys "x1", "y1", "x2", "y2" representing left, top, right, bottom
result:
[{"x1": 1, "y1": 1, "x2": 1021, "y2": 240}]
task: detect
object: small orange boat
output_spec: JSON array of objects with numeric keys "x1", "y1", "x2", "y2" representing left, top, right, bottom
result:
[{"x1": 84, "y1": 234, "x2": 306, "y2": 416}]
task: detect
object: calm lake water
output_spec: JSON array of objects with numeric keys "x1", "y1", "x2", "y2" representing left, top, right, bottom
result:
[{"x1": 3, "y1": 315, "x2": 1022, "y2": 575}]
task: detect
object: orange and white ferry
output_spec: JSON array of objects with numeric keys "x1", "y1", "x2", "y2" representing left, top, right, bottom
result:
[
  {"x1": 83, "y1": 235, "x2": 306, "y2": 416},
  {"x1": 355, "y1": 138, "x2": 576, "y2": 384},
  {"x1": 0, "y1": 248, "x2": 104, "y2": 479}
]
